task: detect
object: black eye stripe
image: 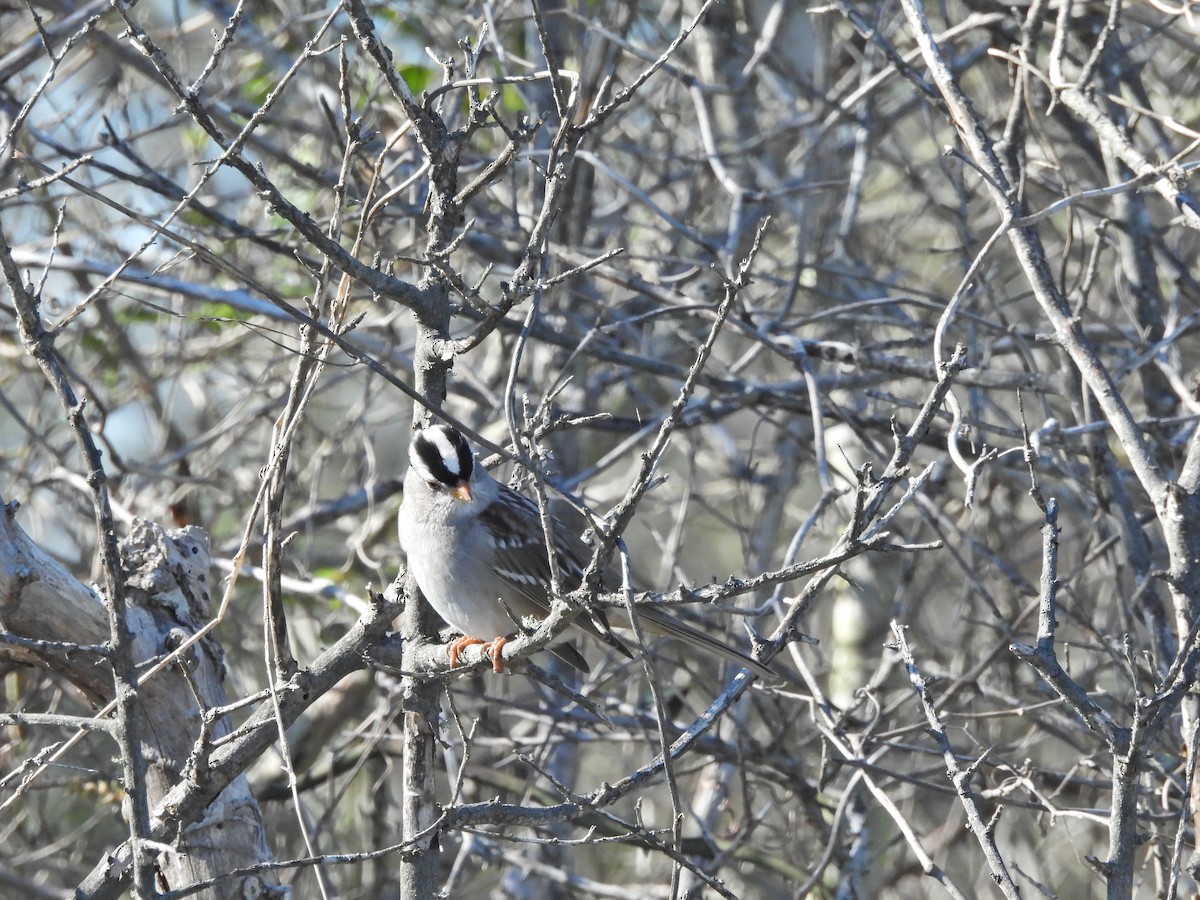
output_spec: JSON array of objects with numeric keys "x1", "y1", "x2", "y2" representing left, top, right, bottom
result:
[
  {"x1": 414, "y1": 439, "x2": 455, "y2": 487},
  {"x1": 411, "y1": 425, "x2": 473, "y2": 488},
  {"x1": 455, "y1": 434, "x2": 474, "y2": 482}
]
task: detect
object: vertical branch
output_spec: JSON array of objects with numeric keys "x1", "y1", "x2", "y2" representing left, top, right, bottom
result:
[
  {"x1": 1011, "y1": 499, "x2": 1123, "y2": 743},
  {"x1": 894, "y1": 0, "x2": 1167, "y2": 508},
  {"x1": 594, "y1": 222, "x2": 768, "y2": 574},
  {"x1": 893, "y1": 7, "x2": 1200, "y2": 893},
  {"x1": 2, "y1": 227, "x2": 154, "y2": 894},
  {"x1": 1034, "y1": 497, "x2": 1060, "y2": 652},
  {"x1": 1011, "y1": 498, "x2": 1149, "y2": 896},
  {"x1": 398, "y1": 294, "x2": 451, "y2": 898},
  {"x1": 1167, "y1": 717, "x2": 1200, "y2": 899},
  {"x1": 345, "y1": 7, "x2": 459, "y2": 895},
  {"x1": 890, "y1": 621, "x2": 1021, "y2": 898}
]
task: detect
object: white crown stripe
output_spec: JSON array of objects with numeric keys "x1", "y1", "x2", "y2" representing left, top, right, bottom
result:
[{"x1": 425, "y1": 426, "x2": 462, "y2": 477}]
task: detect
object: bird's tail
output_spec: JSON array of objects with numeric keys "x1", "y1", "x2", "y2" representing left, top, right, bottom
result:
[{"x1": 627, "y1": 604, "x2": 778, "y2": 682}]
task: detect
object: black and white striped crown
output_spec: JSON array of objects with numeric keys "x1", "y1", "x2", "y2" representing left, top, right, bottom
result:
[{"x1": 409, "y1": 424, "x2": 475, "y2": 489}]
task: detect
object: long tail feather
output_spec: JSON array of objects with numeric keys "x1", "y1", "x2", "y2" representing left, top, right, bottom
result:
[{"x1": 628, "y1": 605, "x2": 778, "y2": 682}]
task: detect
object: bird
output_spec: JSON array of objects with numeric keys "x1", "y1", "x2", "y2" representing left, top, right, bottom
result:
[{"x1": 397, "y1": 422, "x2": 776, "y2": 681}]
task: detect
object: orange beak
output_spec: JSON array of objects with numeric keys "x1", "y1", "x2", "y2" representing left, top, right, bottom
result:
[{"x1": 449, "y1": 481, "x2": 472, "y2": 502}]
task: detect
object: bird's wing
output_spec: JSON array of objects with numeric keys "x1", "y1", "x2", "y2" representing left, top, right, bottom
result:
[
  {"x1": 479, "y1": 486, "x2": 776, "y2": 681},
  {"x1": 478, "y1": 488, "x2": 632, "y2": 659}
]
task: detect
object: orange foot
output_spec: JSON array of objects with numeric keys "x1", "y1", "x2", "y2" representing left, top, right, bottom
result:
[
  {"x1": 447, "y1": 635, "x2": 484, "y2": 669},
  {"x1": 481, "y1": 636, "x2": 508, "y2": 674},
  {"x1": 446, "y1": 634, "x2": 510, "y2": 673}
]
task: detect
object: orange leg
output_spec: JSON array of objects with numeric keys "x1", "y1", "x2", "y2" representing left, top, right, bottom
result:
[
  {"x1": 446, "y1": 635, "x2": 510, "y2": 672},
  {"x1": 447, "y1": 635, "x2": 485, "y2": 669},
  {"x1": 481, "y1": 636, "x2": 508, "y2": 674}
]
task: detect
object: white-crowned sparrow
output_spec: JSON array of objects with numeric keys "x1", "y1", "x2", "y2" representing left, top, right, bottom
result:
[{"x1": 398, "y1": 423, "x2": 775, "y2": 680}]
